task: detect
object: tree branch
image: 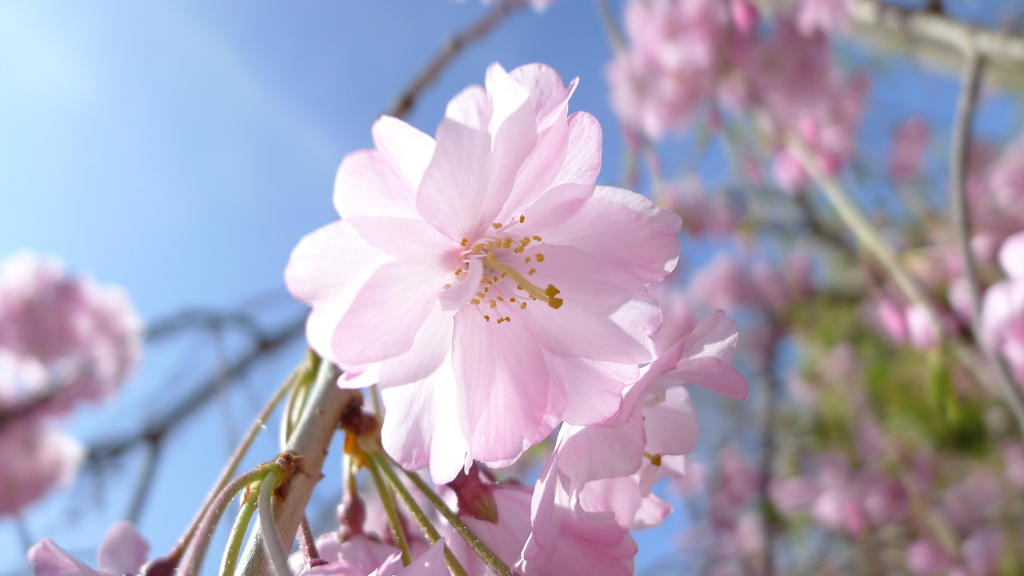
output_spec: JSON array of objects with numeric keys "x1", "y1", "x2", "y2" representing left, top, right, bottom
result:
[
  {"x1": 237, "y1": 362, "x2": 357, "y2": 576},
  {"x1": 848, "y1": 0, "x2": 1024, "y2": 91},
  {"x1": 387, "y1": 0, "x2": 529, "y2": 119}
]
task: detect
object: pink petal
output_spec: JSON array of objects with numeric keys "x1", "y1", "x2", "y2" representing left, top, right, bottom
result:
[
  {"x1": 509, "y1": 63, "x2": 577, "y2": 132},
  {"x1": 999, "y1": 231, "x2": 1024, "y2": 279},
  {"x1": 372, "y1": 116, "x2": 436, "y2": 192},
  {"x1": 551, "y1": 112, "x2": 603, "y2": 188},
  {"x1": 662, "y1": 356, "x2": 748, "y2": 399},
  {"x1": 416, "y1": 119, "x2": 494, "y2": 241},
  {"x1": 642, "y1": 385, "x2": 698, "y2": 456},
  {"x1": 28, "y1": 539, "x2": 97, "y2": 576},
  {"x1": 554, "y1": 384, "x2": 647, "y2": 492},
  {"x1": 284, "y1": 221, "x2": 390, "y2": 362},
  {"x1": 520, "y1": 185, "x2": 681, "y2": 284},
  {"x1": 453, "y1": 308, "x2": 553, "y2": 464},
  {"x1": 97, "y1": 521, "x2": 149, "y2": 576},
  {"x1": 392, "y1": 541, "x2": 447, "y2": 576},
  {"x1": 331, "y1": 218, "x2": 457, "y2": 365},
  {"x1": 551, "y1": 357, "x2": 636, "y2": 426},
  {"x1": 437, "y1": 259, "x2": 482, "y2": 312},
  {"x1": 332, "y1": 150, "x2": 419, "y2": 220},
  {"x1": 377, "y1": 305, "x2": 454, "y2": 388},
  {"x1": 578, "y1": 474, "x2": 672, "y2": 530},
  {"x1": 380, "y1": 363, "x2": 468, "y2": 484},
  {"x1": 652, "y1": 310, "x2": 748, "y2": 399},
  {"x1": 495, "y1": 109, "x2": 569, "y2": 222},
  {"x1": 518, "y1": 244, "x2": 659, "y2": 364}
]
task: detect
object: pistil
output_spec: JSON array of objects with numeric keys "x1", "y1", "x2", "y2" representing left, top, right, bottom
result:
[{"x1": 482, "y1": 260, "x2": 563, "y2": 309}]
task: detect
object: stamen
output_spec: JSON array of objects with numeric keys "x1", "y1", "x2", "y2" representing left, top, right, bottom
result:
[
  {"x1": 484, "y1": 315, "x2": 491, "y2": 321},
  {"x1": 482, "y1": 260, "x2": 564, "y2": 309},
  {"x1": 443, "y1": 284, "x2": 451, "y2": 290},
  {"x1": 524, "y1": 256, "x2": 532, "y2": 263},
  {"x1": 528, "y1": 269, "x2": 536, "y2": 276},
  {"x1": 461, "y1": 238, "x2": 468, "y2": 247},
  {"x1": 519, "y1": 215, "x2": 526, "y2": 223},
  {"x1": 535, "y1": 253, "x2": 545, "y2": 262},
  {"x1": 532, "y1": 236, "x2": 542, "y2": 241},
  {"x1": 492, "y1": 223, "x2": 503, "y2": 229}
]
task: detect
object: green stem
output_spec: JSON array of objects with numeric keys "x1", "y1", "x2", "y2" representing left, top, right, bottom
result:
[
  {"x1": 401, "y1": 466, "x2": 514, "y2": 576},
  {"x1": 365, "y1": 452, "x2": 413, "y2": 566},
  {"x1": 369, "y1": 453, "x2": 471, "y2": 576},
  {"x1": 257, "y1": 469, "x2": 291, "y2": 576},
  {"x1": 220, "y1": 484, "x2": 260, "y2": 576},
  {"x1": 180, "y1": 467, "x2": 274, "y2": 576}
]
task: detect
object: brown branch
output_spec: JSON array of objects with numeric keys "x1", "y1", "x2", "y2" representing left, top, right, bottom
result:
[
  {"x1": 947, "y1": 48, "x2": 1024, "y2": 431},
  {"x1": 237, "y1": 362, "x2": 357, "y2": 576},
  {"x1": 387, "y1": 0, "x2": 529, "y2": 120},
  {"x1": 848, "y1": 0, "x2": 1024, "y2": 91}
]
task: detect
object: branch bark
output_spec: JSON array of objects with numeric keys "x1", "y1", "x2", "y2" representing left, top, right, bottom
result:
[
  {"x1": 387, "y1": 0, "x2": 529, "y2": 119},
  {"x1": 848, "y1": 0, "x2": 1024, "y2": 91},
  {"x1": 237, "y1": 362, "x2": 356, "y2": 576}
]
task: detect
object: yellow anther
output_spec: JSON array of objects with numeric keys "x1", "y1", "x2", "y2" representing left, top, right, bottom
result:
[
  {"x1": 461, "y1": 238, "x2": 468, "y2": 247},
  {"x1": 517, "y1": 285, "x2": 523, "y2": 290},
  {"x1": 525, "y1": 256, "x2": 532, "y2": 263},
  {"x1": 444, "y1": 284, "x2": 451, "y2": 290},
  {"x1": 487, "y1": 252, "x2": 496, "y2": 262},
  {"x1": 504, "y1": 317, "x2": 511, "y2": 322},
  {"x1": 519, "y1": 215, "x2": 526, "y2": 223},
  {"x1": 470, "y1": 298, "x2": 480, "y2": 305},
  {"x1": 520, "y1": 302, "x2": 528, "y2": 309},
  {"x1": 492, "y1": 276, "x2": 499, "y2": 282},
  {"x1": 528, "y1": 269, "x2": 536, "y2": 276},
  {"x1": 521, "y1": 237, "x2": 531, "y2": 245},
  {"x1": 477, "y1": 292, "x2": 486, "y2": 298},
  {"x1": 532, "y1": 235, "x2": 542, "y2": 241},
  {"x1": 503, "y1": 238, "x2": 513, "y2": 249},
  {"x1": 492, "y1": 222, "x2": 503, "y2": 229},
  {"x1": 514, "y1": 247, "x2": 524, "y2": 253},
  {"x1": 509, "y1": 297, "x2": 516, "y2": 302},
  {"x1": 484, "y1": 315, "x2": 491, "y2": 321},
  {"x1": 544, "y1": 285, "x2": 561, "y2": 297},
  {"x1": 454, "y1": 269, "x2": 462, "y2": 276},
  {"x1": 497, "y1": 296, "x2": 504, "y2": 301},
  {"x1": 496, "y1": 317, "x2": 504, "y2": 324},
  {"x1": 548, "y1": 298, "x2": 564, "y2": 309},
  {"x1": 472, "y1": 245, "x2": 482, "y2": 253},
  {"x1": 489, "y1": 300, "x2": 497, "y2": 308},
  {"x1": 535, "y1": 253, "x2": 545, "y2": 262}
]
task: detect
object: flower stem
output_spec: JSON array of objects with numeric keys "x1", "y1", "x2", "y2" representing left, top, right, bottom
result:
[
  {"x1": 172, "y1": 358, "x2": 313, "y2": 566},
  {"x1": 220, "y1": 484, "x2": 260, "y2": 576},
  {"x1": 364, "y1": 451, "x2": 413, "y2": 566},
  {"x1": 257, "y1": 470, "x2": 291, "y2": 576},
  {"x1": 401, "y1": 467, "x2": 515, "y2": 576},
  {"x1": 180, "y1": 468, "x2": 272, "y2": 576},
  {"x1": 369, "y1": 452, "x2": 471, "y2": 576}
]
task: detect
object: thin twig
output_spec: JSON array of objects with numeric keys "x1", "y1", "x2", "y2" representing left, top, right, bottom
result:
[
  {"x1": 592, "y1": 0, "x2": 625, "y2": 52},
  {"x1": 125, "y1": 436, "x2": 162, "y2": 523},
  {"x1": 947, "y1": 47, "x2": 1024, "y2": 430},
  {"x1": 387, "y1": 0, "x2": 529, "y2": 119},
  {"x1": 757, "y1": 322, "x2": 784, "y2": 576}
]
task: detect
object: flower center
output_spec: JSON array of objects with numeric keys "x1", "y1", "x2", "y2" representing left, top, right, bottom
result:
[{"x1": 442, "y1": 218, "x2": 563, "y2": 323}]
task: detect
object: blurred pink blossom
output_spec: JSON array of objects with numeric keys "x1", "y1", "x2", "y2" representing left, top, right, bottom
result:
[
  {"x1": 795, "y1": 0, "x2": 851, "y2": 36},
  {"x1": 0, "y1": 421, "x2": 84, "y2": 516},
  {"x1": 692, "y1": 254, "x2": 757, "y2": 311},
  {"x1": 906, "y1": 538, "x2": 952, "y2": 575},
  {"x1": 889, "y1": 117, "x2": 930, "y2": 184}
]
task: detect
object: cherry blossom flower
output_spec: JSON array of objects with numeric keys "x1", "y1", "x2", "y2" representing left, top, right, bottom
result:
[
  {"x1": 981, "y1": 232, "x2": 1024, "y2": 380},
  {"x1": 542, "y1": 311, "x2": 747, "y2": 529},
  {"x1": 28, "y1": 521, "x2": 149, "y2": 576},
  {"x1": 691, "y1": 254, "x2": 757, "y2": 311},
  {"x1": 907, "y1": 538, "x2": 952, "y2": 575},
  {"x1": 286, "y1": 63, "x2": 681, "y2": 482},
  {"x1": 0, "y1": 251, "x2": 143, "y2": 413},
  {"x1": 0, "y1": 421, "x2": 84, "y2": 516}
]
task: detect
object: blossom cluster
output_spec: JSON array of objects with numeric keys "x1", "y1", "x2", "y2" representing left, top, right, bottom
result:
[
  {"x1": 607, "y1": 0, "x2": 866, "y2": 195},
  {"x1": 0, "y1": 252, "x2": 142, "y2": 516}
]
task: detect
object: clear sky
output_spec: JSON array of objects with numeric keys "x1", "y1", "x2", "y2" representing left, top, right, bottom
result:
[{"x1": 2, "y1": 0, "x2": 1022, "y2": 574}]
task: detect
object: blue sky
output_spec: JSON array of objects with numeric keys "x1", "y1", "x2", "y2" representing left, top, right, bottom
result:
[{"x1": 2, "y1": 0, "x2": 1022, "y2": 574}]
